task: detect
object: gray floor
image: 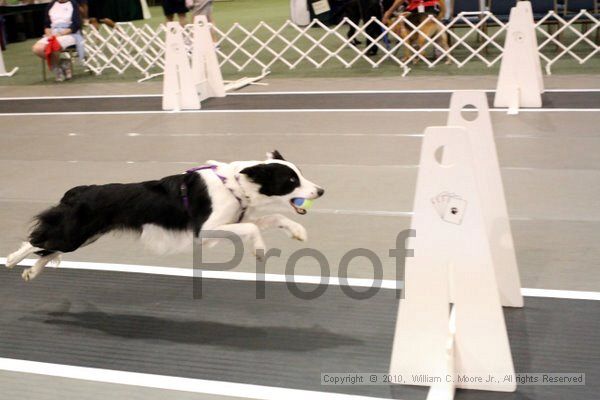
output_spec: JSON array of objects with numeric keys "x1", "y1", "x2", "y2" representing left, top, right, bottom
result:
[
  {"x1": 1, "y1": 107, "x2": 599, "y2": 290},
  {"x1": 0, "y1": 75, "x2": 599, "y2": 399}
]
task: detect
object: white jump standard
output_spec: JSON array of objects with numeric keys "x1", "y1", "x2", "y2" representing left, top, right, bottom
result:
[
  {"x1": 0, "y1": 47, "x2": 18, "y2": 78},
  {"x1": 494, "y1": 1, "x2": 544, "y2": 115},
  {"x1": 390, "y1": 91, "x2": 522, "y2": 400},
  {"x1": 162, "y1": 16, "x2": 225, "y2": 111}
]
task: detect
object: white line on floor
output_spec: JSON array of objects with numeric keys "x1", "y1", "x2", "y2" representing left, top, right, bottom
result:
[
  {"x1": 1, "y1": 201, "x2": 599, "y2": 222},
  {"x1": 130, "y1": 132, "x2": 424, "y2": 137},
  {"x1": 6, "y1": 131, "x2": 592, "y2": 139},
  {"x1": 0, "y1": 88, "x2": 597, "y2": 100},
  {"x1": 0, "y1": 108, "x2": 598, "y2": 117},
  {"x1": 230, "y1": 89, "x2": 600, "y2": 95},
  {"x1": 0, "y1": 358, "x2": 385, "y2": 400},
  {"x1": 520, "y1": 288, "x2": 600, "y2": 301},
  {"x1": 0, "y1": 258, "x2": 399, "y2": 289},
  {"x1": 0, "y1": 94, "x2": 161, "y2": 101},
  {"x1": 311, "y1": 209, "x2": 414, "y2": 217},
  {"x1": 1, "y1": 160, "x2": 596, "y2": 173},
  {"x1": 2, "y1": 258, "x2": 599, "y2": 300}
]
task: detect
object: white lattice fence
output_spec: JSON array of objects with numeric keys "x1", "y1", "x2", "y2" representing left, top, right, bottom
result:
[
  {"x1": 82, "y1": 10, "x2": 599, "y2": 80},
  {"x1": 535, "y1": 10, "x2": 599, "y2": 74}
]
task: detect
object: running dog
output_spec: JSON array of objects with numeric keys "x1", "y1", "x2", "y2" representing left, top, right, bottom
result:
[
  {"x1": 6, "y1": 151, "x2": 324, "y2": 281},
  {"x1": 382, "y1": 0, "x2": 451, "y2": 64}
]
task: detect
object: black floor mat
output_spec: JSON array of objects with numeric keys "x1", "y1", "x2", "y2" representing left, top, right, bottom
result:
[
  {"x1": 0, "y1": 265, "x2": 598, "y2": 399},
  {"x1": 0, "y1": 91, "x2": 597, "y2": 113}
]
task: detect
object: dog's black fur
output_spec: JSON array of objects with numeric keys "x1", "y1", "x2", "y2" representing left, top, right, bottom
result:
[
  {"x1": 242, "y1": 163, "x2": 301, "y2": 197},
  {"x1": 29, "y1": 172, "x2": 212, "y2": 257}
]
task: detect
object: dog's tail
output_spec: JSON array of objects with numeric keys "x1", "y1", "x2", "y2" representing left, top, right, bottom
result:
[
  {"x1": 6, "y1": 187, "x2": 94, "y2": 269},
  {"x1": 6, "y1": 204, "x2": 64, "y2": 268}
]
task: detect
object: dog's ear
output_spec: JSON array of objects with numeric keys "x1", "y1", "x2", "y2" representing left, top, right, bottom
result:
[
  {"x1": 240, "y1": 164, "x2": 273, "y2": 183},
  {"x1": 266, "y1": 150, "x2": 285, "y2": 161}
]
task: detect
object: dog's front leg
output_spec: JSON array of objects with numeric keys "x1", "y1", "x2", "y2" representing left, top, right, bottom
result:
[
  {"x1": 206, "y1": 223, "x2": 267, "y2": 260},
  {"x1": 252, "y1": 214, "x2": 307, "y2": 242}
]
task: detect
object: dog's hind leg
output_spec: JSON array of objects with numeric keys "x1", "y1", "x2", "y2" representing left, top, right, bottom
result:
[
  {"x1": 6, "y1": 242, "x2": 41, "y2": 269},
  {"x1": 398, "y1": 24, "x2": 412, "y2": 63},
  {"x1": 414, "y1": 24, "x2": 432, "y2": 64},
  {"x1": 22, "y1": 252, "x2": 60, "y2": 282},
  {"x1": 439, "y1": 31, "x2": 451, "y2": 64}
]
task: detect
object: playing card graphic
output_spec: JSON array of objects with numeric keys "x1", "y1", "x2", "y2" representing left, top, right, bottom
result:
[{"x1": 431, "y1": 192, "x2": 467, "y2": 225}]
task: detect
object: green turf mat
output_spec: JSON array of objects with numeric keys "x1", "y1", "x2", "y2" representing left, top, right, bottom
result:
[{"x1": 0, "y1": 1, "x2": 598, "y2": 86}]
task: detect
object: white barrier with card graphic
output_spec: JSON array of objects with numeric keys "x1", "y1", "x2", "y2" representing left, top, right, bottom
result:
[{"x1": 389, "y1": 92, "x2": 521, "y2": 400}]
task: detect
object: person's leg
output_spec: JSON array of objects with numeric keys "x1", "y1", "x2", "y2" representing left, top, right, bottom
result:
[
  {"x1": 163, "y1": 0, "x2": 175, "y2": 22},
  {"x1": 32, "y1": 37, "x2": 64, "y2": 81},
  {"x1": 89, "y1": 0, "x2": 115, "y2": 28},
  {"x1": 32, "y1": 37, "x2": 47, "y2": 58},
  {"x1": 362, "y1": 0, "x2": 381, "y2": 56},
  {"x1": 177, "y1": 12, "x2": 187, "y2": 26},
  {"x1": 50, "y1": 50, "x2": 60, "y2": 68},
  {"x1": 45, "y1": 49, "x2": 65, "y2": 81},
  {"x1": 345, "y1": 0, "x2": 362, "y2": 45},
  {"x1": 55, "y1": 35, "x2": 76, "y2": 81},
  {"x1": 32, "y1": 42, "x2": 45, "y2": 58}
]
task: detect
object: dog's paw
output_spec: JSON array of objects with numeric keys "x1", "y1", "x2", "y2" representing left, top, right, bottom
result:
[
  {"x1": 21, "y1": 268, "x2": 36, "y2": 282},
  {"x1": 253, "y1": 245, "x2": 266, "y2": 261},
  {"x1": 252, "y1": 237, "x2": 267, "y2": 261},
  {"x1": 287, "y1": 221, "x2": 307, "y2": 242},
  {"x1": 254, "y1": 249, "x2": 265, "y2": 262},
  {"x1": 5, "y1": 255, "x2": 17, "y2": 269}
]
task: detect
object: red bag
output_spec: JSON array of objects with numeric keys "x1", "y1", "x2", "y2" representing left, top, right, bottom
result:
[{"x1": 45, "y1": 36, "x2": 61, "y2": 69}]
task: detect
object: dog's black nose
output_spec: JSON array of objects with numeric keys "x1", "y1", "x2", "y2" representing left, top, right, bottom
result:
[{"x1": 317, "y1": 188, "x2": 325, "y2": 197}]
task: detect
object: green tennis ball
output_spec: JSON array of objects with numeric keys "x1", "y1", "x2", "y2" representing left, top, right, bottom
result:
[
  {"x1": 292, "y1": 198, "x2": 314, "y2": 209},
  {"x1": 302, "y1": 199, "x2": 314, "y2": 209}
]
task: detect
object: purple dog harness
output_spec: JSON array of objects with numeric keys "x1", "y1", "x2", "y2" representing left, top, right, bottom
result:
[{"x1": 181, "y1": 165, "x2": 247, "y2": 222}]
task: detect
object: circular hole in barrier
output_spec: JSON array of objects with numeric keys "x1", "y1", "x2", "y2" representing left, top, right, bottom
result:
[
  {"x1": 434, "y1": 145, "x2": 452, "y2": 166},
  {"x1": 460, "y1": 104, "x2": 479, "y2": 122}
]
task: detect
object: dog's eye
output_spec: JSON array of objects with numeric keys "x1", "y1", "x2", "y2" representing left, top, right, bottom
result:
[{"x1": 290, "y1": 177, "x2": 297, "y2": 183}]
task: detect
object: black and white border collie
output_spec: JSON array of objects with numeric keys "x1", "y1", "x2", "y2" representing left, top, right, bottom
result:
[{"x1": 6, "y1": 150, "x2": 324, "y2": 281}]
